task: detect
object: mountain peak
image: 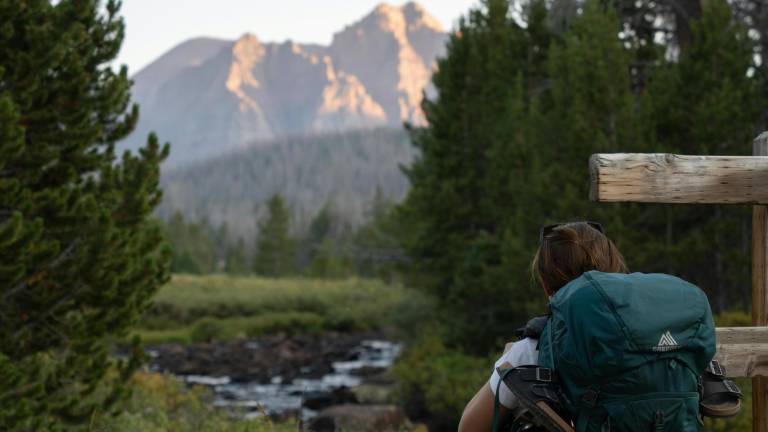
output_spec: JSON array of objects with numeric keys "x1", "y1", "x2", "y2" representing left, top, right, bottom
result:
[
  {"x1": 124, "y1": 3, "x2": 447, "y2": 167},
  {"x1": 232, "y1": 33, "x2": 265, "y2": 63},
  {"x1": 235, "y1": 32, "x2": 260, "y2": 46},
  {"x1": 372, "y1": 2, "x2": 400, "y2": 16},
  {"x1": 346, "y1": 2, "x2": 444, "y2": 48},
  {"x1": 359, "y1": 3, "x2": 407, "y2": 42},
  {"x1": 402, "y1": 2, "x2": 444, "y2": 33},
  {"x1": 368, "y1": 2, "x2": 444, "y2": 33}
]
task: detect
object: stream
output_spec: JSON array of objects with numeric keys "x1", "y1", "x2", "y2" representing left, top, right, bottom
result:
[{"x1": 145, "y1": 334, "x2": 401, "y2": 420}]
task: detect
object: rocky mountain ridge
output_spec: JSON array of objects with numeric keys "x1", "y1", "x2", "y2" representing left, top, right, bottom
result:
[{"x1": 123, "y1": 2, "x2": 446, "y2": 166}]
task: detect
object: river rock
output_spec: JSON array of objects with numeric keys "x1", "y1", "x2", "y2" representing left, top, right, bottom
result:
[
  {"x1": 148, "y1": 331, "x2": 384, "y2": 382},
  {"x1": 303, "y1": 386, "x2": 358, "y2": 410},
  {"x1": 351, "y1": 383, "x2": 394, "y2": 404},
  {"x1": 308, "y1": 404, "x2": 412, "y2": 432},
  {"x1": 361, "y1": 369, "x2": 395, "y2": 385},
  {"x1": 352, "y1": 365, "x2": 387, "y2": 377}
]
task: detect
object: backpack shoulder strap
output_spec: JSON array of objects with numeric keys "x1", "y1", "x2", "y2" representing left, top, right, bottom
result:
[{"x1": 492, "y1": 368, "x2": 517, "y2": 432}]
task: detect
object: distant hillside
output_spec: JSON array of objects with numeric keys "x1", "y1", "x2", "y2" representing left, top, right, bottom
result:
[
  {"x1": 158, "y1": 128, "x2": 416, "y2": 240},
  {"x1": 123, "y1": 2, "x2": 446, "y2": 167}
]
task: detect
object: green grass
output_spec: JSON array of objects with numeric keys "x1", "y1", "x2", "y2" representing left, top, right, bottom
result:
[
  {"x1": 714, "y1": 309, "x2": 752, "y2": 327},
  {"x1": 135, "y1": 274, "x2": 412, "y2": 343}
]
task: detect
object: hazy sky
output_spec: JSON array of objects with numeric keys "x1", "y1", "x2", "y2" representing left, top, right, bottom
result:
[{"x1": 115, "y1": 1, "x2": 480, "y2": 74}]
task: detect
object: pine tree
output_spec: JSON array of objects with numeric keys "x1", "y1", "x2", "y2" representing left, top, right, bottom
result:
[
  {"x1": 540, "y1": 0, "x2": 644, "y2": 224},
  {"x1": 253, "y1": 194, "x2": 296, "y2": 277},
  {"x1": 163, "y1": 212, "x2": 217, "y2": 274},
  {"x1": 303, "y1": 202, "x2": 334, "y2": 266},
  {"x1": 307, "y1": 238, "x2": 350, "y2": 279},
  {"x1": 353, "y1": 188, "x2": 404, "y2": 279},
  {"x1": 489, "y1": 0, "x2": 640, "y2": 351},
  {"x1": 214, "y1": 222, "x2": 230, "y2": 272},
  {"x1": 301, "y1": 202, "x2": 351, "y2": 277},
  {"x1": 636, "y1": 0, "x2": 760, "y2": 311},
  {"x1": 225, "y1": 238, "x2": 249, "y2": 275},
  {"x1": 398, "y1": 0, "x2": 554, "y2": 352},
  {"x1": 0, "y1": 0, "x2": 170, "y2": 428}
]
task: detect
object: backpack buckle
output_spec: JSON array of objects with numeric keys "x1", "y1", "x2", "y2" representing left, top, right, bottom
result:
[
  {"x1": 723, "y1": 379, "x2": 742, "y2": 396},
  {"x1": 536, "y1": 368, "x2": 552, "y2": 382},
  {"x1": 708, "y1": 360, "x2": 725, "y2": 377}
]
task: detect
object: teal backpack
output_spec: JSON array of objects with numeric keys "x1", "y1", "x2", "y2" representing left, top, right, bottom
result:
[{"x1": 538, "y1": 271, "x2": 716, "y2": 431}]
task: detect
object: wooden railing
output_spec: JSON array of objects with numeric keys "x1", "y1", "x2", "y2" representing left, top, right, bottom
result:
[
  {"x1": 716, "y1": 327, "x2": 768, "y2": 378},
  {"x1": 589, "y1": 133, "x2": 768, "y2": 430}
]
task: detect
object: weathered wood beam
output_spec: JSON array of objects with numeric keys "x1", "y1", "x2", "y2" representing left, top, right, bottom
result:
[
  {"x1": 715, "y1": 327, "x2": 768, "y2": 378},
  {"x1": 717, "y1": 326, "x2": 768, "y2": 345},
  {"x1": 753, "y1": 132, "x2": 768, "y2": 432},
  {"x1": 589, "y1": 153, "x2": 768, "y2": 204},
  {"x1": 715, "y1": 343, "x2": 768, "y2": 378}
]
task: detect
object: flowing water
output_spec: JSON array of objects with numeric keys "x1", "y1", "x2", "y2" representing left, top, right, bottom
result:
[{"x1": 155, "y1": 339, "x2": 401, "y2": 420}]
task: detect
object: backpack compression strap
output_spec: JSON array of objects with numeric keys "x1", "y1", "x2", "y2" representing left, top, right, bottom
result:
[
  {"x1": 493, "y1": 368, "x2": 517, "y2": 432},
  {"x1": 492, "y1": 367, "x2": 563, "y2": 432}
]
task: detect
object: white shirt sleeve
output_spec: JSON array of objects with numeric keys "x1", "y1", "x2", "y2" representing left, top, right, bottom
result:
[{"x1": 488, "y1": 337, "x2": 539, "y2": 409}]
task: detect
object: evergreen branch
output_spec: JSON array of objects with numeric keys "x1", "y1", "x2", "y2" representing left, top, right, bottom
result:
[
  {"x1": 2, "y1": 239, "x2": 81, "y2": 303},
  {"x1": 0, "y1": 382, "x2": 37, "y2": 401},
  {"x1": 11, "y1": 283, "x2": 85, "y2": 341}
]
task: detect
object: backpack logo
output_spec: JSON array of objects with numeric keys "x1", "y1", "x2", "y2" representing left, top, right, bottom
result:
[{"x1": 653, "y1": 331, "x2": 679, "y2": 352}]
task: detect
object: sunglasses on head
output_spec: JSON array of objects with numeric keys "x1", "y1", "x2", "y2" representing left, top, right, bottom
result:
[{"x1": 539, "y1": 221, "x2": 604, "y2": 243}]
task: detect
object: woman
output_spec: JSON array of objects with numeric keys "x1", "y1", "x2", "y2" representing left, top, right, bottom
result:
[{"x1": 458, "y1": 221, "x2": 628, "y2": 431}]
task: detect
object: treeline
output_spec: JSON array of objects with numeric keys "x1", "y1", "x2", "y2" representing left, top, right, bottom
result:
[
  {"x1": 158, "y1": 127, "x2": 416, "y2": 241},
  {"x1": 161, "y1": 190, "x2": 403, "y2": 280},
  {"x1": 396, "y1": 0, "x2": 765, "y2": 354}
]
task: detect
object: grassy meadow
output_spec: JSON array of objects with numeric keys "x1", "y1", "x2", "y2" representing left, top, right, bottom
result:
[{"x1": 135, "y1": 274, "x2": 421, "y2": 344}]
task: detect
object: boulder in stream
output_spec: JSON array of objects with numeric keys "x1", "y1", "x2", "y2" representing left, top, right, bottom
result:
[
  {"x1": 303, "y1": 386, "x2": 358, "y2": 410},
  {"x1": 308, "y1": 404, "x2": 412, "y2": 432}
]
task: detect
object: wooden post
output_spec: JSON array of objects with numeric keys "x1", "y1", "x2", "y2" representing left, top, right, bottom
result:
[{"x1": 754, "y1": 132, "x2": 768, "y2": 432}]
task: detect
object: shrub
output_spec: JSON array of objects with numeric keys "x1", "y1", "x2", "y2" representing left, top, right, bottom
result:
[
  {"x1": 91, "y1": 372, "x2": 297, "y2": 431},
  {"x1": 245, "y1": 312, "x2": 325, "y2": 336},
  {"x1": 714, "y1": 310, "x2": 752, "y2": 327},
  {"x1": 384, "y1": 290, "x2": 438, "y2": 343},
  {"x1": 190, "y1": 318, "x2": 228, "y2": 342},
  {"x1": 394, "y1": 331, "x2": 489, "y2": 429}
]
